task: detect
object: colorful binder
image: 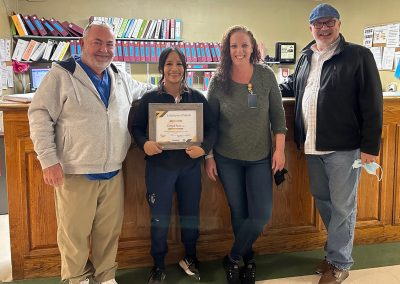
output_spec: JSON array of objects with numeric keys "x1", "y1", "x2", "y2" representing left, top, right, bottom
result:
[
  {"x1": 50, "y1": 18, "x2": 69, "y2": 37},
  {"x1": 11, "y1": 14, "x2": 28, "y2": 36},
  {"x1": 41, "y1": 18, "x2": 60, "y2": 36},
  {"x1": 29, "y1": 15, "x2": 48, "y2": 36},
  {"x1": 22, "y1": 15, "x2": 39, "y2": 36}
]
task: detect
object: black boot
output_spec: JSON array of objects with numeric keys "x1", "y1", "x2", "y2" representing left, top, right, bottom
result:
[
  {"x1": 241, "y1": 261, "x2": 256, "y2": 284},
  {"x1": 223, "y1": 255, "x2": 241, "y2": 284},
  {"x1": 148, "y1": 266, "x2": 166, "y2": 284}
]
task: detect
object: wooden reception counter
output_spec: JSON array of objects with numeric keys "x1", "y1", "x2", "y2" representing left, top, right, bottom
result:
[{"x1": 2, "y1": 98, "x2": 400, "y2": 280}]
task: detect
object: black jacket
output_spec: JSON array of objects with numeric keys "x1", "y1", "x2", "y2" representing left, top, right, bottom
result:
[
  {"x1": 280, "y1": 34, "x2": 382, "y2": 155},
  {"x1": 128, "y1": 87, "x2": 218, "y2": 168}
]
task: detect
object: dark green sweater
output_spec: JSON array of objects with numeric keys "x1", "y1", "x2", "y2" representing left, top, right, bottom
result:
[{"x1": 207, "y1": 64, "x2": 287, "y2": 161}]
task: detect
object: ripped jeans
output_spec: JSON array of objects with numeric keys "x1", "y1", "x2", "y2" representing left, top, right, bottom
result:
[{"x1": 145, "y1": 160, "x2": 202, "y2": 269}]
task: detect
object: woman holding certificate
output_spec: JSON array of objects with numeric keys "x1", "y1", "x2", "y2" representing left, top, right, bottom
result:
[
  {"x1": 205, "y1": 25, "x2": 287, "y2": 284},
  {"x1": 128, "y1": 47, "x2": 217, "y2": 284}
]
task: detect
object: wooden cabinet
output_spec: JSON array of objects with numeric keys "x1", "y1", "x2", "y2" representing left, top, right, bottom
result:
[{"x1": 2, "y1": 98, "x2": 400, "y2": 280}]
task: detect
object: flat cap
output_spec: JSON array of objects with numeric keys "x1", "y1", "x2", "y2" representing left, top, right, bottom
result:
[{"x1": 309, "y1": 3, "x2": 340, "y2": 23}]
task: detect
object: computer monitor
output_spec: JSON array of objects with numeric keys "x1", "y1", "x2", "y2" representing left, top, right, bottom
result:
[
  {"x1": 275, "y1": 42, "x2": 296, "y2": 64},
  {"x1": 29, "y1": 64, "x2": 51, "y2": 92}
]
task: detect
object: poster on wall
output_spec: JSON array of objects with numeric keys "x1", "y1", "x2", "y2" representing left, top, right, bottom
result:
[
  {"x1": 373, "y1": 25, "x2": 388, "y2": 44},
  {"x1": 363, "y1": 27, "x2": 374, "y2": 48},
  {"x1": 370, "y1": 46, "x2": 383, "y2": 70},
  {"x1": 386, "y1": 24, "x2": 400, "y2": 47},
  {"x1": 382, "y1": 47, "x2": 395, "y2": 70},
  {"x1": 364, "y1": 22, "x2": 400, "y2": 70}
]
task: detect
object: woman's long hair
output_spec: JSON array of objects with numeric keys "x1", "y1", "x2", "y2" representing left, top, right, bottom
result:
[
  {"x1": 215, "y1": 25, "x2": 261, "y2": 95},
  {"x1": 157, "y1": 47, "x2": 188, "y2": 93}
]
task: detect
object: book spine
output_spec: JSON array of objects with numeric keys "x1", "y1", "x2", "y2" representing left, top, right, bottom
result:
[
  {"x1": 170, "y1": 18, "x2": 175, "y2": 40},
  {"x1": 23, "y1": 15, "x2": 39, "y2": 36},
  {"x1": 16, "y1": 14, "x2": 29, "y2": 35},
  {"x1": 11, "y1": 14, "x2": 27, "y2": 36},
  {"x1": 22, "y1": 40, "x2": 38, "y2": 61},
  {"x1": 30, "y1": 15, "x2": 47, "y2": 36},
  {"x1": 59, "y1": 41, "x2": 70, "y2": 60},
  {"x1": 175, "y1": 19, "x2": 182, "y2": 40}
]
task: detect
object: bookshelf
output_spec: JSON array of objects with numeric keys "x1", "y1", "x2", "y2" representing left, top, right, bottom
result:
[
  {"x1": 14, "y1": 35, "x2": 80, "y2": 40},
  {"x1": 142, "y1": 61, "x2": 218, "y2": 91},
  {"x1": 187, "y1": 68, "x2": 217, "y2": 72},
  {"x1": 14, "y1": 35, "x2": 183, "y2": 42},
  {"x1": 11, "y1": 36, "x2": 219, "y2": 91},
  {"x1": 10, "y1": 14, "x2": 222, "y2": 92}
]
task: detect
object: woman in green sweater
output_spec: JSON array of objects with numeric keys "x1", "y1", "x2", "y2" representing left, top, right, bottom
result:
[{"x1": 205, "y1": 25, "x2": 287, "y2": 284}]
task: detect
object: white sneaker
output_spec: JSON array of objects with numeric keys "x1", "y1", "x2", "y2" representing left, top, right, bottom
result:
[{"x1": 98, "y1": 279, "x2": 118, "y2": 284}]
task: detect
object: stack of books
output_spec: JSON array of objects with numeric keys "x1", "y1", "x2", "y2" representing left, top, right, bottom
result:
[
  {"x1": 10, "y1": 12, "x2": 84, "y2": 37},
  {"x1": 113, "y1": 41, "x2": 221, "y2": 63},
  {"x1": 2, "y1": 92, "x2": 35, "y2": 103},
  {"x1": 12, "y1": 38, "x2": 72, "y2": 62},
  {"x1": 186, "y1": 71, "x2": 216, "y2": 91},
  {"x1": 89, "y1": 16, "x2": 182, "y2": 40}
]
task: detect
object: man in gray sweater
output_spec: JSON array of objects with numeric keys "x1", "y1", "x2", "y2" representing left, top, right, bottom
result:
[{"x1": 28, "y1": 22, "x2": 151, "y2": 284}]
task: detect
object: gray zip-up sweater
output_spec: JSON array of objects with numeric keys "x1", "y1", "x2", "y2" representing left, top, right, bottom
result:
[{"x1": 28, "y1": 57, "x2": 152, "y2": 174}]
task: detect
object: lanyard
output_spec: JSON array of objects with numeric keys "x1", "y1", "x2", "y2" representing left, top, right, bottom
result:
[
  {"x1": 247, "y1": 83, "x2": 257, "y2": 108},
  {"x1": 247, "y1": 83, "x2": 254, "y2": 95}
]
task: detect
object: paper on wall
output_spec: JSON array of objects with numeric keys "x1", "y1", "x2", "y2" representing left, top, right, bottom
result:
[
  {"x1": 370, "y1": 46, "x2": 383, "y2": 69},
  {"x1": 363, "y1": 27, "x2": 374, "y2": 48},
  {"x1": 0, "y1": 39, "x2": 5, "y2": 61},
  {"x1": 373, "y1": 26, "x2": 388, "y2": 44},
  {"x1": 1, "y1": 63, "x2": 7, "y2": 90},
  {"x1": 386, "y1": 24, "x2": 400, "y2": 48},
  {"x1": 382, "y1": 47, "x2": 395, "y2": 70},
  {"x1": 6, "y1": 66, "x2": 13, "y2": 88},
  {"x1": 5, "y1": 39, "x2": 11, "y2": 61}
]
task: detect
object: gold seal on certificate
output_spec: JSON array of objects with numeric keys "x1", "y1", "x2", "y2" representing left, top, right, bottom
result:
[{"x1": 149, "y1": 103, "x2": 204, "y2": 150}]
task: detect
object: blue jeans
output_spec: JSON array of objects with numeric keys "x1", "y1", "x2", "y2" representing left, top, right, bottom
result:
[
  {"x1": 215, "y1": 152, "x2": 273, "y2": 263},
  {"x1": 306, "y1": 149, "x2": 361, "y2": 270},
  {"x1": 145, "y1": 160, "x2": 202, "y2": 269}
]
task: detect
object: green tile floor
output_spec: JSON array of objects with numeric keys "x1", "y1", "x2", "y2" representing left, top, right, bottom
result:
[{"x1": 8, "y1": 242, "x2": 400, "y2": 283}]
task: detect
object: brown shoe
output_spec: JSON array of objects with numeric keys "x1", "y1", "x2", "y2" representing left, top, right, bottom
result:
[
  {"x1": 318, "y1": 264, "x2": 349, "y2": 284},
  {"x1": 315, "y1": 259, "x2": 330, "y2": 274}
]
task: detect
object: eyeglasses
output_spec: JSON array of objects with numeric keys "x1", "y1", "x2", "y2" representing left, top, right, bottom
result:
[{"x1": 312, "y1": 19, "x2": 337, "y2": 29}]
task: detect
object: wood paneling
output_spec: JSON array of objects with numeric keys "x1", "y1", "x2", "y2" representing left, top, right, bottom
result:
[
  {"x1": 395, "y1": 124, "x2": 400, "y2": 225},
  {"x1": 2, "y1": 98, "x2": 400, "y2": 280}
]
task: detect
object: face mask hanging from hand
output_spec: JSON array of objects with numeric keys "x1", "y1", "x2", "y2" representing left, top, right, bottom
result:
[{"x1": 352, "y1": 159, "x2": 383, "y2": 181}]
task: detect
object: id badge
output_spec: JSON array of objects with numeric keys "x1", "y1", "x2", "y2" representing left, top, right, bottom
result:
[{"x1": 247, "y1": 93, "x2": 257, "y2": 108}]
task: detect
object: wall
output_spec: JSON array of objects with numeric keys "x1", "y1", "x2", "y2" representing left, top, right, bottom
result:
[
  {"x1": 328, "y1": 0, "x2": 400, "y2": 90},
  {"x1": 0, "y1": 0, "x2": 399, "y2": 88},
  {"x1": 0, "y1": 1, "x2": 15, "y2": 38}
]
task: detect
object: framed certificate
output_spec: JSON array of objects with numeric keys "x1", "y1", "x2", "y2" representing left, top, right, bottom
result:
[{"x1": 148, "y1": 103, "x2": 203, "y2": 150}]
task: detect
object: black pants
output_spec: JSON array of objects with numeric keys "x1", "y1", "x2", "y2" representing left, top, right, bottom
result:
[{"x1": 145, "y1": 160, "x2": 202, "y2": 268}]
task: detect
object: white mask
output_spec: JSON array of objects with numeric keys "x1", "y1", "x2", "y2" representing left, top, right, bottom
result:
[{"x1": 352, "y1": 159, "x2": 383, "y2": 181}]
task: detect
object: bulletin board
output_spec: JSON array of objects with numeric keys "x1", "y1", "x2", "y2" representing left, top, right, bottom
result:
[{"x1": 363, "y1": 23, "x2": 400, "y2": 71}]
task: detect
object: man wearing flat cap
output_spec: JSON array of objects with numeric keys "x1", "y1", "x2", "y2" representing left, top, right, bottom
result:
[{"x1": 280, "y1": 3, "x2": 382, "y2": 284}]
